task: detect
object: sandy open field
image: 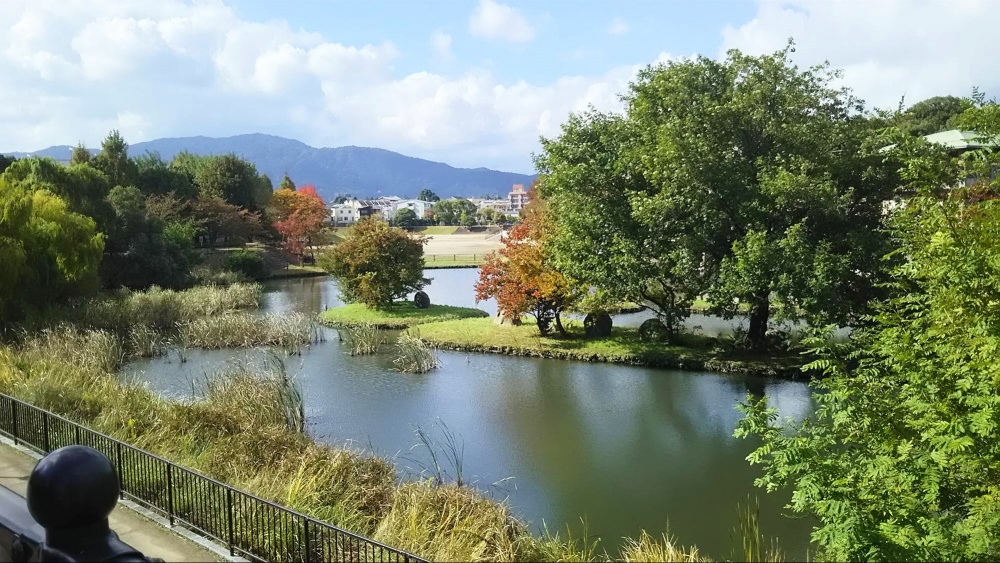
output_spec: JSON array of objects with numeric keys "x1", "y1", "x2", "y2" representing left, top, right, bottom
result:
[{"x1": 423, "y1": 232, "x2": 503, "y2": 257}]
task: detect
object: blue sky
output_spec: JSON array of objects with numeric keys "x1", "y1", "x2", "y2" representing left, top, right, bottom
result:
[
  {"x1": 1, "y1": 1, "x2": 995, "y2": 173},
  {"x1": 231, "y1": 1, "x2": 756, "y2": 84}
]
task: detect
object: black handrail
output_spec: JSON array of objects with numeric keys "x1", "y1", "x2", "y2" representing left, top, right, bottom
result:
[{"x1": 0, "y1": 393, "x2": 426, "y2": 563}]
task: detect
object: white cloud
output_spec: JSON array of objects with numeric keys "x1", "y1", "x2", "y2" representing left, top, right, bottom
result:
[
  {"x1": 720, "y1": 0, "x2": 1000, "y2": 111},
  {"x1": 0, "y1": 0, "x2": 669, "y2": 171},
  {"x1": 469, "y1": 0, "x2": 535, "y2": 43},
  {"x1": 608, "y1": 17, "x2": 629, "y2": 36},
  {"x1": 431, "y1": 31, "x2": 453, "y2": 62}
]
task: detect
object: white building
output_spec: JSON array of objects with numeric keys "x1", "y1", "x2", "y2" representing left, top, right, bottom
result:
[
  {"x1": 477, "y1": 198, "x2": 510, "y2": 213},
  {"x1": 394, "y1": 199, "x2": 435, "y2": 219},
  {"x1": 508, "y1": 184, "x2": 530, "y2": 211}
]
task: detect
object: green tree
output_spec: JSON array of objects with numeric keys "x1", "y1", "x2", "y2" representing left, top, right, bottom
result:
[
  {"x1": 538, "y1": 44, "x2": 896, "y2": 348},
  {"x1": 101, "y1": 185, "x2": 196, "y2": 289},
  {"x1": 394, "y1": 207, "x2": 419, "y2": 227},
  {"x1": 318, "y1": 217, "x2": 427, "y2": 309},
  {"x1": 135, "y1": 152, "x2": 197, "y2": 199},
  {"x1": 91, "y1": 130, "x2": 138, "y2": 188},
  {"x1": 70, "y1": 142, "x2": 92, "y2": 165},
  {"x1": 0, "y1": 155, "x2": 15, "y2": 174},
  {"x1": 194, "y1": 154, "x2": 271, "y2": 211},
  {"x1": 417, "y1": 189, "x2": 440, "y2": 202},
  {"x1": 0, "y1": 178, "x2": 104, "y2": 321},
  {"x1": 433, "y1": 198, "x2": 477, "y2": 225},
  {"x1": 279, "y1": 174, "x2": 296, "y2": 191},
  {"x1": 1, "y1": 157, "x2": 114, "y2": 231},
  {"x1": 738, "y1": 99, "x2": 1000, "y2": 561},
  {"x1": 896, "y1": 95, "x2": 971, "y2": 137}
]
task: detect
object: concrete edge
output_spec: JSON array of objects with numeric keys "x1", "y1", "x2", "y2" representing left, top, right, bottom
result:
[{"x1": 0, "y1": 435, "x2": 248, "y2": 563}]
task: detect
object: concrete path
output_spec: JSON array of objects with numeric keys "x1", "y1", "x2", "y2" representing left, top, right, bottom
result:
[{"x1": 0, "y1": 440, "x2": 228, "y2": 562}]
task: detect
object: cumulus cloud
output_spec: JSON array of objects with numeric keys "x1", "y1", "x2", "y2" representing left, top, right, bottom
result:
[
  {"x1": 608, "y1": 17, "x2": 629, "y2": 36},
  {"x1": 469, "y1": 0, "x2": 535, "y2": 43},
  {"x1": 0, "y1": 0, "x2": 666, "y2": 171},
  {"x1": 431, "y1": 31, "x2": 453, "y2": 62},
  {"x1": 720, "y1": 0, "x2": 1000, "y2": 111}
]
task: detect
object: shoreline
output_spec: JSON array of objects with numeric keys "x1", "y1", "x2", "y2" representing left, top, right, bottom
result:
[{"x1": 422, "y1": 339, "x2": 804, "y2": 378}]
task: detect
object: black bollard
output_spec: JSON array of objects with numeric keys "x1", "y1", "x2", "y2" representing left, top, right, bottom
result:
[{"x1": 26, "y1": 445, "x2": 159, "y2": 562}]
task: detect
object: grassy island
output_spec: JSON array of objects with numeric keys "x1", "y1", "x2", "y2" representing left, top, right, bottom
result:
[
  {"x1": 412, "y1": 317, "x2": 802, "y2": 377},
  {"x1": 319, "y1": 302, "x2": 489, "y2": 329}
]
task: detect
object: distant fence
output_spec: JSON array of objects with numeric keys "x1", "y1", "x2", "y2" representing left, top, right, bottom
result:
[
  {"x1": 424, "y1": 254, "x2": 487, "y2": 263},
  {"x1": 0, "y1": 393, "x2": 426, "y2": 563}
]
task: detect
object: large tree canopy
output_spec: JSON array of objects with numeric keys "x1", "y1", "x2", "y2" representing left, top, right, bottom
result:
[
  {"x1": 433, "y1": 198, "x2": 477, "y2": 225},
  {"x1": 895, "y1": 95, "x2": 971, "y2": 137},
  {"x1": 739, "y1": 110, "x2": 1000, "y2": 559},
  {"x1": 194, "y1": 154, "x2": 272, "y2": 211},
  {"x1": 537, "y1": 45, "x2": 896, "y2": 348},
  {"x1": 1, "y1": 157, "x2": 114, "y2": 231},
  {"x1": 0, "y1": 178, "x2": 104, "y2": 321}
]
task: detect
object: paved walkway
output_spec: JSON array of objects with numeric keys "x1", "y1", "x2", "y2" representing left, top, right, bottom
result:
[{"x1": 0, "y1": 440, "x2": 226, "y2": 562}]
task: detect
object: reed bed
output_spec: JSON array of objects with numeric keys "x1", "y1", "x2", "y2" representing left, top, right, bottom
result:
[
  {"x1": 394, "y1": 333, "x2": 439, "y2": 373},
  {"x1": 178, "y1": 313, "x2": 314, "y2": 350},
  {"x1": 27, "y1": 283, "x2": 263, "y2": 333},
  {"x1": 340, "y1": 323, "x2": 386, "y2": 355}
]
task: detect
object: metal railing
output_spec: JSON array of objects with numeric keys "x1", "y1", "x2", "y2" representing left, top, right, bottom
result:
[
  {"x1": 424, "y1": 254, "x2": 486, "y2": 263},
  {"x1": 0, "y1": 393, "x2": 425, "y2": 563}
]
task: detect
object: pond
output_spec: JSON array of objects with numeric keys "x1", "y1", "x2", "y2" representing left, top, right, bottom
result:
[{"x1": 124, "y1": 269, "x2": 817, "y2": 559}]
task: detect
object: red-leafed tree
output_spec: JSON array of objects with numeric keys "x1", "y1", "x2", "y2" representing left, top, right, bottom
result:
[
  {"x1": 272, "y1": 185, "x2": 329, "y2": 262},
  {"x1": 475, "y1": 193, "x2": 578, "y2": 335}
]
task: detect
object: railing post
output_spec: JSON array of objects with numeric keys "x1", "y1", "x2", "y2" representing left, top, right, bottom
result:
[
  {"x1": 303, "y1": 519, "x2": 311, "y2": 563},
  {"x1": 11, "y1": 400, "x2": 18, "y2": 446},
  {"x1": 74, "y1": 423, "x2": 81, "y2": 445},
  {"x1": 166, "y1": 463, "x2": 175, "y2": 526},
  {"x1": 42, "y1": 412, "x2": 50, "y2": 452},
  {"x1": 226, "y1": 487, "x2": 235, "y2": 556},
  {"x1": 116, "y1": 441, "x2": 124, "y2": 499}
]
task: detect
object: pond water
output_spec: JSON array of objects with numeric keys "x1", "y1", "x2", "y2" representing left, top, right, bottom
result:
[{"x1": 123, "y1": 269, "x2": 817, "y2": 559}]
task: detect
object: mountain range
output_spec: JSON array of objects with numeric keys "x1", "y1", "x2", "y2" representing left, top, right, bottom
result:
[{"x1": 4, "y1": 133, "x2": 536, "y2": 200}]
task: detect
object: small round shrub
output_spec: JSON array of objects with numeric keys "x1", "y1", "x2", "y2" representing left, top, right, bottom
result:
[
  {"x1": 583, "y1": 312, "x2": 613, "y2": 337},
  {"x1": 639, "y1": 318, "x2": 671, "y2": 343},
  {"x1": 225, "y1": 250, "x2": 267, "y2": 281},
  {"x1": 413, "y1": 290, "x2": 431, "y2": 309}
]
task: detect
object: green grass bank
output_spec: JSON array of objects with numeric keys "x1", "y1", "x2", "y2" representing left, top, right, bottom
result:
[
  {"x1": 413, "y1": 317, "x2": 802, "y2": 377},
  {"x1": 319, "y1": 302, "x2": 489, "y2": 329}
]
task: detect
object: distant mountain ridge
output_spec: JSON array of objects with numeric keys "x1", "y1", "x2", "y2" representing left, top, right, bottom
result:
[{"x1": 4, "y1": 133, "x2": 536, "y2": 200}]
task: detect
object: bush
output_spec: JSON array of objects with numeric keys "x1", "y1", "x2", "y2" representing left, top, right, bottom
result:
[
  {"x1": 413, "y1": 291, "x2": 431, "y2": 309},
  {"x1": 638, "y1": 318, "x2": 671, "y2": 343},
  {"x1": 583, "y1": 312, "x2": 612, "y2": 337},
  {"x1": 225, "y1": 250, "x2": 268, "y2": 281}
]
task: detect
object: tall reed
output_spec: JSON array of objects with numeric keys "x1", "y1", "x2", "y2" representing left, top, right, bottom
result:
[
  {"x1": 178, "y1": 313, "x2": 313, "y2": 351},
  {"x1": 394, "y1": 333, "x2": 439, "y2": 373},
  {"x1": 340, "y1": 323, "x2": 386, "y2": 355}
]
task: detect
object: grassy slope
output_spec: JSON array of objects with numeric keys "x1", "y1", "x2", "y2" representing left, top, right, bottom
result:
[
  {"x1": 413, "y1": 318, "x2": 801, "y2": 377},
  {"x1": 412, "y1": 226, "x2": 459, "y2": 235},
  {"x1": 319, "y1": 302, "x2": 489, "y2": 329}
]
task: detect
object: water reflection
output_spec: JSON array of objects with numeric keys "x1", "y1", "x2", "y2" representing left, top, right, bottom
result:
[{"x1": 124, "y1": 270, "x2": 816, "y2": 558}]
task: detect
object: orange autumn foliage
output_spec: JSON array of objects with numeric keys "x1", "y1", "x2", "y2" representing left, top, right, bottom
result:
[
  {"x1": 271, "y1": 184, "x2": 328, "y2": 259},
  {"x1": 475, "y1": 193, "x2": 577, "y2": 335}
]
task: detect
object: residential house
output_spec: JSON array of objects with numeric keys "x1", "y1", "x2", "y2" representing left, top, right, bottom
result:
[{"x1": 394, "y1": 199, "x2": 435, "y2": 219}]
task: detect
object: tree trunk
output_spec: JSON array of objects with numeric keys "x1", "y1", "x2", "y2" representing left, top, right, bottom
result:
[
  {"x1": 554, "y1": 310, "x2": 567, "y2": 337},
  {"x1": 747, "y1": 295, "x2": 770, "y2": 351}
]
